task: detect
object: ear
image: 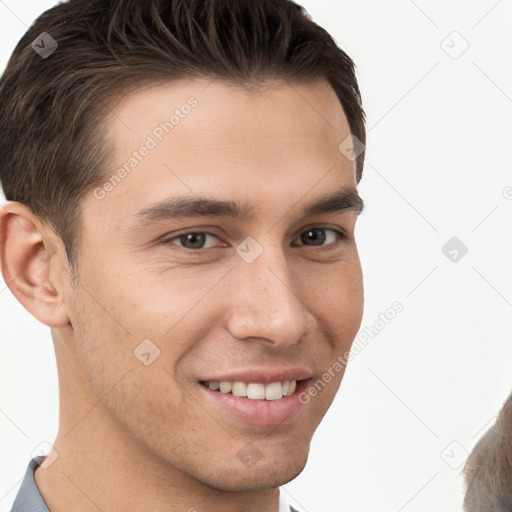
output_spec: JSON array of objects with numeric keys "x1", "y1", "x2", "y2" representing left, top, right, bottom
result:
[{"x1": 0, "y1": 201, "x2": 70, "y2": 327}]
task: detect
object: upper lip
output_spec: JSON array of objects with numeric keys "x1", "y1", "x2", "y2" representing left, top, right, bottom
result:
[{"x1": 199, "y1": 367, "x2": 313, "y2": 385}]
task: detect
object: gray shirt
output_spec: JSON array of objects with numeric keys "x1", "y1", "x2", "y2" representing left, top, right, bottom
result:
[
  {"x1": 11, "y1": 457, "x2": 50, "y2": 512},
  {"x1": 11, "y1": 457, "x2": 302, "y2": 512}
]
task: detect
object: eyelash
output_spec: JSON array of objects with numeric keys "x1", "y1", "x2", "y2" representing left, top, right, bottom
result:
[{"x1": 161, "y1": 227, "x2": 347, "y2": 251}]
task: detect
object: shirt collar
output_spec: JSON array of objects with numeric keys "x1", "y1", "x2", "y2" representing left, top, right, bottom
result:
[{"x1": 10, "y1": 456, "x2": 50, "y2": 512}]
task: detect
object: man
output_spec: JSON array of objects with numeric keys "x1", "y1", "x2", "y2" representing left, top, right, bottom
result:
[{"x1": 0, "y1": 0, "x2": 366, "y2": 510}]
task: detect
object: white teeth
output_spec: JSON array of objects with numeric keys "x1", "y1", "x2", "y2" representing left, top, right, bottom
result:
[
  {"x1": 247, "y1": 383, "x2": 265, "y2": 399},
  {"x1": 203, "y1": 379, "x2": 298, "y2": 400},
  {"x1": 219, "y1": 381, "x2": 232, "y2": 393},
  {"x1": 232, "y1": 381, "x2": 247, "y2": 397},
  {"x1": 265, "y1": 381, "x2": 283, "y2": 400}
]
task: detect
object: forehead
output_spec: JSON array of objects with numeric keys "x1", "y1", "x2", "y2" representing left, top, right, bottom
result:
[
  {"x1": 106, "y1": 77, "x2": 350, "y2": 139},
  {"x1": 86, "y1": 78, "x2": 357, "y2": 225}
]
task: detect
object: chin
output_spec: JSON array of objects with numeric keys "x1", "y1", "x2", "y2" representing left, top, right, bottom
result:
[{"x1": 203, "y1": 448, "x2": 310, "y2": 492}]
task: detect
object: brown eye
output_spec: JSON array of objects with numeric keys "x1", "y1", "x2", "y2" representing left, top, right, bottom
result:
[{"x1": 293, "y1": 228, "x2": 346, "y2": 247}]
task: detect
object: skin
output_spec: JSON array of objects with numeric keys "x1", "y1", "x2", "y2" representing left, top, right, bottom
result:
[{"x1": 0, "y1": 78, "x2": 364, "y2": 512}]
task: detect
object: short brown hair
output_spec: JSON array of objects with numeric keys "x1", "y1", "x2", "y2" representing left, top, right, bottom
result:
[
  {"x1": 463, "y1": 391, "x2": 512, "y2": 511},
  {"x1": 0, "y1": 0, "x2": 366, "y2": 274}
]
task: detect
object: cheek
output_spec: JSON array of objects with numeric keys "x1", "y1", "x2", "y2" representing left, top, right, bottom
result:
[
  {"x1": 68, "y1": 291, "x2": 133, "y2": 397},
  {"x1": 67, "y1": 266, "x2": 223, "y2": 406},
  {"x1": 68, "y1": 288, "x2": 203, "y2": 440},
  {"x1": 104, "y1": 265, "x2": 226, "y2": 338},
  {"x1": 338, "y1": 272, "x2": 364, "y2": 338},
  {"x1": 305, "y1": 258, "x2": 364, "y2": 334},
  {"x1": 293, "y1": 260, "x2": 363, "y2": 397}
]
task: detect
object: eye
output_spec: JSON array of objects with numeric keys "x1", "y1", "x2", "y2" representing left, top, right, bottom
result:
[
  {"x1": 164, "y1": 232, "x2": 222, "y2": 250},
  {"x1": 292, "y1": 227, "x2": 346, "y2": 247}
]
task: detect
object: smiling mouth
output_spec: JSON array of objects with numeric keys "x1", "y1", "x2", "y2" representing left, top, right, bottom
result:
[{"x1": 199, "y1": 379, "x2": 304, "y2": 400}]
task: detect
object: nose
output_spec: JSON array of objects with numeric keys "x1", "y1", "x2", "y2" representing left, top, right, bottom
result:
[{"x1": 224, "y1": 244, "x2": 316, "y2": 347}]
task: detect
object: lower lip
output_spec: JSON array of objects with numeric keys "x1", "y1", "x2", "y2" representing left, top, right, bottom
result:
[{"x1": 197, "y1": 380, "x2": 310, "y2": 426}]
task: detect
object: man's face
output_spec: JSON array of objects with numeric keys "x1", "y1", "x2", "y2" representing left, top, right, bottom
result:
[{"x1": 60, "y1": 78, "x2": 364, "y2": 491}]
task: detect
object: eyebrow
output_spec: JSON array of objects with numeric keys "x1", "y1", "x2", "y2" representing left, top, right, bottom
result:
[{"x1": 131, "y1": 187, "x2": 364, "y2": 226}]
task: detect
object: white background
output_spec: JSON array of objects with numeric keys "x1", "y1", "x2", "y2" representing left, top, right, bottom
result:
[{"x1": 1, "y1": 1, "x2": 511, "y2": 511}]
